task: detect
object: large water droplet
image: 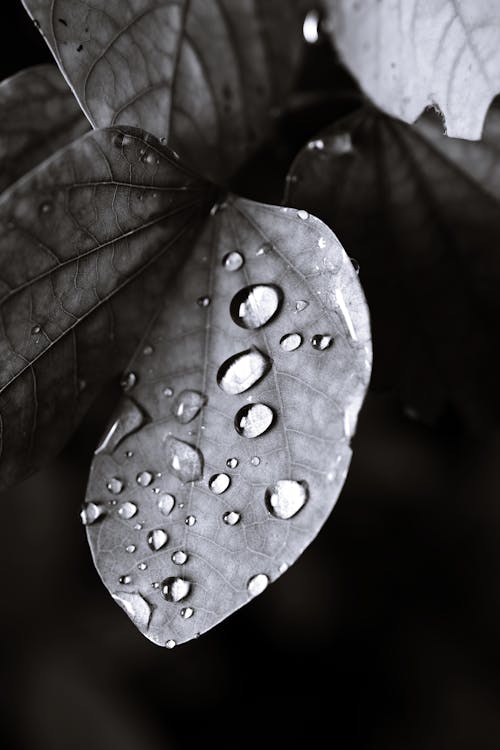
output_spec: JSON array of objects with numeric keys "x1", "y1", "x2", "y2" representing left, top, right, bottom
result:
[
  {"x1": 209, "y1": 473, "x2": 231, "y2": 494},
  {"x1": 295, "y1": 300, "x2": 309, "y2": 313},
  {"x1": 161, "y1": 577, "x2": 191, "y2": 602},
  {"x1": 172, "y1": 390, "x2": 207, "y2": 424},
  {"x1": 107, "y1": 477, "x2": 124, "y2": 494},
  {"x1": 265, "y1": 480, "x2": 308, "y2": 519},
  {"x1": 80, "y1": 502, "x2": 105, "y2": 526},
  {"x1": 235, "y1": 403, "x2": 275, "y2": 438},
  {"x1": 158, "y1": 492, "x2": 175, "y2": 516},
  {"x1": 95, "y1": 398, "x2": 145, "y2": 455},
  {"x1": 223, "y1": 511, "x2": 241, "y2": 526},
  {"x1": 181, "y1": 607, "x2": 194, "y2": 619},
  {"x1": 280, "y1": 333, "x2": 302, "y2": 352},
  {"x1": 112, "y1": 592, "x2": 151, "y2": 628},
  {"x1": 165, "y1": 437, "x2": 203, "y2": 483},
  {"x1": 226, "y1": 457, "x2": 238, "y2": 469},
  {"x1": 230, "y1": 285, "x2": 282, "y2": 329},
  {"x1": 311, "y1": 334, "x2": 333, "y2": 351},
  {"x1": 118, "y1": 501, "x2": 138, "y2": 520},
  {"x1": 222, "y1": 251, "x2": 244, "y2": 271},
  {"x1": 136, "y1": 470, "x2": 153, "y2": 487},
  {"x1": 247, "y1": 573, "x2": 269, "y2": 597},
  {"x1": 297, "y1": 210, "x2": 309, "y2": 220},
  {"x1": 165, "y1": 639, "x2": 176, "y2": 649},
  {"x1": 172, "y1": 549, "x2": 188, "y2": 565},
  {"x1": 147, "y1": 528, "x2": 168, "y2": 551},
  {"x1": 118, "y1": 575, "x2": 132, "y2": 585},
  {"x1": 217, "y1": 348, "x2": 272, "y2": 395}
]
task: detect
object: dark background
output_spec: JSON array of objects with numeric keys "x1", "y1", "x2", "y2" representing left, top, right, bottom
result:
[{"x1": 2, "y1": 5, "x2": 500, "y2": 749}]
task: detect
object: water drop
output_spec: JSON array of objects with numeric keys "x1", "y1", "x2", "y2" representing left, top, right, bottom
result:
[
  {"x1": 181, "y1": 607, "x2": 194, "y2": 619},
  {"x1": 308, "y1": 139, "x2": 325, "y2": 150},
  {"x1": 280, "y1": 333, "x2": 303, "y2": 352},
  {"x1": 247, "y1": 573, "x2": 269, "y2": 597},
  {"x1": 163, "y1": 386, "x2": 174, "y2": 397},
  {"x1": 295, "y1": 300, "x2": 309, "y2": 313},
  {"x1": 197, "y1": 295, "x2": 211, "y2": 307},
  {"x1": 112, "y1": 592, "x2": 151, "y2": 628},
  {"x1": 250, "y1": 456, "x2": 261, "y2": 466},
  {"x1": 161, "y1": 577, "x2": 191, "y2": 602},
  {"x1": 158, "y1": 492, "x2": 175, "y2": 516},
  {"x1": 222, "y1": 251, "x2": 244, "y2": 271},
  {"x1": 120, "y1": 372, "x2": 137, "y2": 391},
  {"x1": 297, "y1": 210, "x2": 309, "y2": 220},
  {"x1": 136, "y1": 470, "x2": 153, "y2": 487},
  {"x1": 350, "y1": 257, "x2": 360, "y2": 274},
  {"x1": 331, "y1": 132, "x2": 353, "y2": 155},
  {"x1": 223, "y1": 511, "x2": 241, "y2": 526},
  {"x1": 125, "y1": 544, "x2": 136, "y2": 553},
  {"x1": 118, "y1": 575, "x2": 132, "y2": 585},
  {"x1": 217, "y1": 348, "x2": 272, "y2": 395},
  {"x1": 165, "y1": 639, "x2": 176, "y2": 649},
  {"x1": 165, "y1": 436, "x2": 203, "y2": 483},
  {"x1": 265, "y1": 480, "x2": 308, "y2": 519},
  {"x1": 113, "y1": 132, "x2": 133, "y2": 149},
  {"x1": 95, "y1": 398, "x2": 145, "y2": 455},
  {"x1": 117, "y1": 501, "x2": 138, "y2": 520},
  {"x1": 31, "y1": 324, "x2": 41, "y2": 335},
  {"x1": 134, "y1": 522, "x2": 143, "y2": 530},
  {"x1": 143, "y1": 344, "x2": 154, "y2": 356},
  {"x1": 185, "y1": 515, "x2": 196, "y2": 527},
  {"x1": 303, "y1": 9, "x2": 321, "y2": 43},
  {"x1": 209, "y1": 473, "x2": 231, "y2": 495},
  {"x1": 318, "y1": 236, "x2": 327, "y2": 249},
  {"x1": 172, "y1": 390, "x2": 207, "y2": 424},
  {"x1": 311, "y1": 334, "x2": 333, "y2": 351},
  {"x1": 138, "y1": 562, "x2": 148, "y2": 571},
  {"x1": 147, "y1": 528, "x2": 168, "y2": 551},
  {"x1": 230, "y1": 285, "x2": 282, "y2": 329},
  {"x1": 107, "y1": 477, "x2": 124, "y2": 494},
  {"x1": 226, "y1": 457, "x2": 239, "y2": 469},
  {"x1": 126, "y1": 450, "x2": 134, "y2": 458},
  {"x1": 172, "y1": 550, "x2": 188, "y2": 565},
  {"x1": 256, "y1": 242, "x2": 272, "y2": 256},
  {"x1": 279, "y1": 562, "x2": 289, "y2": 573},
  {"x1": 40, "y1": 201, "x2": 53, "y2": 215},
  {"x1": 80, "y1": 502, "x2": 105, "y2": 525},
  {"x1": 235, "y1": 403, "x2": 275, "y2": 438}
]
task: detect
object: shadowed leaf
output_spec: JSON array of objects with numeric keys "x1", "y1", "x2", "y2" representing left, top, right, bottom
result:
[
  {"x1": 286, "y1": 105, "x2": 500, "y2": 428},
  {"x1": 0, "y1": 125, "x2": 214, "y2": 490},
  {"x1": 22, "y1": 0, "x2": 303, "y2": 182},
  {"x1": 82, "y1": 196, "x2": 372, "y2": 647},
  {"x1": 0, "y1": 64, "x2": 89, "y2": 192},
  {"x1": 323, "y1": 0, "x2": 500, "y2": 139}
]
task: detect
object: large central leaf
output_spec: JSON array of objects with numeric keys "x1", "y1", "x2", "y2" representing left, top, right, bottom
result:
[
  {"x1": 21, "y1": 0, "x2": 303, "y2": 181},
  {"x1": 82, "y1": 196, "x2": 372, "y2": 646}
]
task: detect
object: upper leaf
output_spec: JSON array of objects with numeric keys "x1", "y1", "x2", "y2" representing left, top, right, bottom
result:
[
  {"x1": 323, "y1": 0, "x2": 500, "y2": 140},
  {"x1": 0, "y1": 64, "x2": 88, "y2": 192},
  {"x1": 0, "y1": 125, "x2": 214, "y2": 491},
  {"x1": 286, "y1": 105, "x2": 500, "y2": 428},
  {"x1": 82, "y1": 196, "x2": 372, "y2": 647},
  {"x1": 21, "y1": 0, "x2": 303, "y2": 182}
]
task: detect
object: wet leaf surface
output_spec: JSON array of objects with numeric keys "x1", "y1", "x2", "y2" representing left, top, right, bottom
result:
[
  {"x1": 0, "y1": 64, "x2": 88, "y2": 192},
  {"x1": 0, "y1": 125, "x2": 214, "y2": 490},
  {"x1": 286, "y1": 105, "x2": 500, "y2": 428},
  {"x1": 324, "y1": 0, "x2": 500, "y2": 139},
  {"x1": 22, "y1": 0, "x2": 303, "y2": 182},
  {"x1": 83, "y1": 196, "x2": 372, "y2": 646}
]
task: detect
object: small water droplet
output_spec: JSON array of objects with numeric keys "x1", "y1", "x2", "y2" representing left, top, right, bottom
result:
[
  {"x1": 311, "y1": 334, "x2": 333, "y2": 351},
  {"x1": 161, "y1": 577, "x2": 191, "y2": 602},
  {"x1": 172, "y1": 390, "x2": 207, "y2": 424},
  {"x1": 120, "y1": 372, "x2": 137, "y2": 391},
  {"x1": 126, "y1": 450, "x2": 134, "y2": 458},
  {"x1": 280, "y1": 333, "x2": 303, "y2": 352},
  {"x1": 40, "y1": 201, "x2": 53, "y2": 215},
  {"x1": 107, "y1": 477, "x2": 124, "y2": 494},
  {"x1": 158, "y1": 493, "x2": 175, "y2": 516},
  {"x1": 165, "y1": 436, "x2": 204, "y2": 483},
  {"x1": 179, "y1": 502, "x2": 184, "y2": 509},
  {"x1": 265, "y1": 480, "x2": 308, "y2": 519},
  {"x1": 117, "y1": 501, "x2": 138, "y2": 519},
  {"x1": 112, "y1": 592, "x2": 151, "y2": 628},
  {"x1": 181, "y1": 607, "x2": 194, "y2": 619},
  {"x1": 143, "y1": 344, "x2": 154, "y2": 356},
  {"x1": 172, "y1": 549, "x2": 188, "y2": 565},
  {"x1": 247, "y1": 573, "x2": 269, "y2": 597},
  {"x1": 118, "y1": 575, "x2": 132, "y2": 585},
  {"x1": 134, "y1": 522, "x2": 143, "y2": 530},
  {"x1": 230, "y1": 285, "x2": 282, "y2": 329},
  {"x1": 136, "y1": 470, "x2": 153, "y2": 487},
  {"x1": 235, "y1": 403, "x2": 275, "y2": 438},
  {"x1": 331, "y1": 132, "x2": 353, "y2": 155},
  {"x1": 297, "y1": 210, "x2": 309, "y2": 220},
  {"x1": 217, "y1": 348, "x2": 272, "y2": 395},
  {"x1": 222, "y1": 251, "x2": 244, "y2": 271},
  {"x1": 165, "y1": 639, "x2": 176, "y2": 649},
  {"x1": 152, "y1": 581, "x2": 160, "y2": 589},
  {"x1": 209, "y1": 473, "x2": 231, "y2": 495},
  {"x1": 125, "y1": 544, "x2": 136, "y2": 553},
  {"x1": 223, "y1": 511, "x2": 240, "y2": 526},
  {"x1": 350, "y1": 257, "x2": 360, "y2": 274},
  {"x1": 308, "y1": 139, "x2": 325, "y2": 150},
  {"x1": 138, "y1": 562, "x2": 148, "y2": 571},
  {"x1": 256, "y1": 241, "x2": 272, "y2": 256},
  {"x1": 163, "y1": 386, "x2": 174, "y2": 397},
  {"x1": 295, "y1": 300, "x2": 309, "y2": 313},
  {"x1": 185, "y1": 515, "x2": 196, "y2": 527},
  {"x1": 250, "y1": 456, "x2": 261, "y2": 466},
  {"x1": 303, "y1": 9, "x2": 321, "y2": 43},
  {"x1": 80, "y1": 502, "x2": 105, "y2": 525},
  {"x1": 197, "y1": 295, "x2": 211, "y2": 307},
  {"x1": 318, "y1": 236, "x2": 327, "y2": 249},
  {"x1": 279, "y1": 562, "x2": 289, "y2": 573},
  {"x1": 31, "y1": 324, "x2": 41, "y2": 335},
  {"x1": 226, "y1": 457, "x2": 239, "y2": 469},
  {"x1": 95, "y1": 399, "x2": 145, "y2": 455},
  {"x1": 147, "y1": 528, "x2": 168, "y2": 551}
]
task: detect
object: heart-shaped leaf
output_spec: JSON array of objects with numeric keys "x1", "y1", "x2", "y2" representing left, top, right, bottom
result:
[
  {"x1": 286, "y1": 105, "x2": 500, "y2": 428},
  {"x1": 323, "y1": 0, "x2": 500, "y2": 139},
  {"x1": 0, "y1": 64, "x2": 88, "y2": 192},
  {"x1": 22, "y1": 0, "x2": 303, "y2": 182},
  {"x1": 0, "y1": 125, "x2": 214, "y2": 490},
  {"x1": 82, "y1": 196, "x2": 372, "y2": 647}
]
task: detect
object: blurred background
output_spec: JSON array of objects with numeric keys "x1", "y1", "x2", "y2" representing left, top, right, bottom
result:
[{"x1": 2, "y1": 5, "x2": 500, "y2": 749}]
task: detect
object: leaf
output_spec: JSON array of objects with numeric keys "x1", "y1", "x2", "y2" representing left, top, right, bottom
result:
[
  {"x1": 0, "y1": 64, "x2": 89, "y2": 192},
  {"x1": 82, "y1": 196, "x2": 372, "y2": 647},
  {"x1": 323, "y1": 0, "x2": 500, "y2": 140},
  {"x1": 0, "y1": 125, "x2": 214, "y2": 491},
  {"x1": 21, "y1": 0, "x2": 303, "y2": 182},
  {"x1": 285, "y1": 104, "x2": 500, "y2": 428}
]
